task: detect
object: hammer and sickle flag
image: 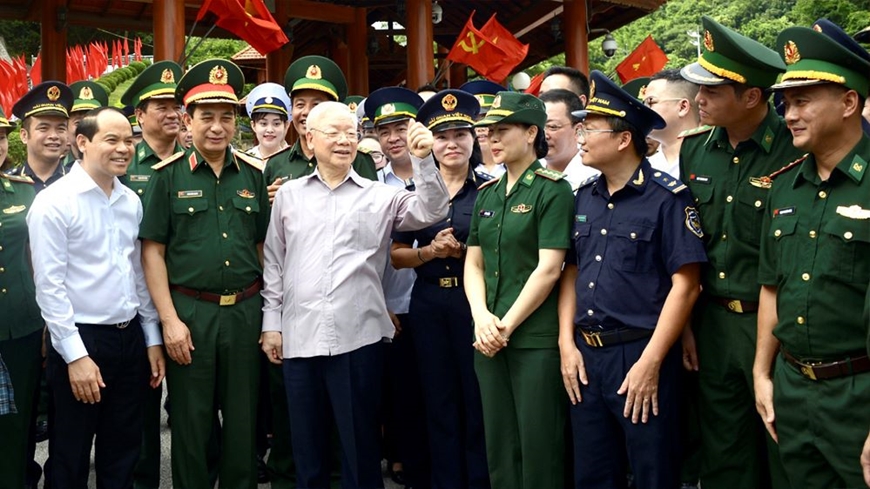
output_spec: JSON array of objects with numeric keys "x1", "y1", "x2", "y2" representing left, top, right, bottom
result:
[{"x1": 447, "y1": 11, "x2": 512, "y2": 82}]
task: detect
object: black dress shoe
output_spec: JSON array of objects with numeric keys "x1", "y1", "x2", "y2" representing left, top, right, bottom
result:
[{"x1": 34, "y1": 420, "x2": 49, "y2": 443}]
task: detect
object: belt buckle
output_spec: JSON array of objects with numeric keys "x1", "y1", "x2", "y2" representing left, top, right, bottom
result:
[
  {"x1": 219, "y1": 294, "x2": 237, "y2": 306},
  {"x1": 799, "y1": 360, "x2": 822, "y2": 380},
  {"x1": 582, "y1": 330, "x2": 604, "y2": 348},
  {"x1": 727, "y1": 299, "x2": 744, "y2": 314},
  {"x1": 115, "y1": 320, "x2": 131, "y2": 329},
  {"x1": 438, "y1": 277, "x2": 457, "y2": 288}
]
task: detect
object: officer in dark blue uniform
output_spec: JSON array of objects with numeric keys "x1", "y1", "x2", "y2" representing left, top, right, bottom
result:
[
  {"x1": 558, "y1": 71, "x2": 708, "y2": 489},
  {"x1": 391, "y1": 89, "x2": 491, "y2": 489}
]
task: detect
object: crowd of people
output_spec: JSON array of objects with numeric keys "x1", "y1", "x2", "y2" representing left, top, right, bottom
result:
[{"x1": 0, "y1": 12, "x2": 869, "y2": 489}]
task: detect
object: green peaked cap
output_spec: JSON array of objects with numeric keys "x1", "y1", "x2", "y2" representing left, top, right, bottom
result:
[
  {"x1": 621, "y1": 77, "x2": 650, "y2": 101},
  {"x1": 681, "y1": 15, "x2": 785, "y2": 88},
  {"x1": 771, "y1": 26, "x2": 870, "y2": 97},
  {"x1": 474, "y1": 91, "x2": 546, "y2": 129},
  {"x1": 122, "y1": 60, "x2": 183, "y2": 108},
  {"x1": 70, "y1": 81, "x2": 109, "y2": 113},
  {"x1": 284, "y1": 55, "x2": 347, "y2": 102}
]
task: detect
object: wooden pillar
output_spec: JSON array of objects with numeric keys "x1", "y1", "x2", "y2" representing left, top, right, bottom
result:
[
  {"x1": 347, "y1": 7, "x2": 369, "y2": 95},
  {"x1": 331, "y1": 36, "x2": 350, "y2": 84},
  {"x1": 154, "y1": 0, "x2": 185, "y2": 62},
  {"x1": 450, "y1": 63, "x2": 467, "y2": 88},
  {"x1": 40, "y1": 0, "x2": 67, "y2": 82},
  {"x1": 406, "y1": 0, "x2": 434, "y2": 90},
  {"x1": 564, "y1": 0, "x2": 589, "y2": 74},
  {"x1": 266, "y1": 0, "x2": 292, "y2": 83}
]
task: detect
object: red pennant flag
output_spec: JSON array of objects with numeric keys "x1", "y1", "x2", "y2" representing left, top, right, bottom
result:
[
  {"x1": 524, "y1": 72, "x2": 545, "y2": 96},
  {"x1": 14, "y1": 56, "x2": 27, "y2": 98},
  {"x1": 479, "y1": 14, "x2": 529, "y2": 83},
  {"x1": 123, "y1": 38, "x2": 129, "y2": 66},
  {"x1": 87, "y1": 43, "x2": 99, "y2": 78},
  {"x1": 447, "y1": 12, "x2": 509, "y2": 82},
  {"x1": 30, "y1": 52, "x2": 41, "y2": 85},
  {"x1": 66, "y1": 48, "x2": 74, "y2": 83},
  {"x1": 615, "y1": 35, "x2": 669, "y2": 84},
  {"x1": 196, "y1": 0, "x2": 289, "y2": 55},
  {"x1": 134, "y1": 37, "x2": 142, "y2": 62}
]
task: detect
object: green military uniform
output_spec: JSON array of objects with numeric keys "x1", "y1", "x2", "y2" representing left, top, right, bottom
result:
[
  {"x1": 678, "y1": 16, "x2": 800, "y2": 489},
  {"x1": 468, "y1": 92, "x2": 574, "y2": 489},
  {"x1": 758, "y1": 26, "x2": 870, "y2": 489},
  {"x1": 0, "y1": 168, "x2": 41, "y2": 489},
  {"x1": 139, "y1": 59, "x2": 269, "y2": 489}
]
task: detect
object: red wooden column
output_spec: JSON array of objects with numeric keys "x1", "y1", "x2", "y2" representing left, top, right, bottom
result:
[
  {"x1": 40, "y1": 0, "x2": 67, "y2": 82},
  {"x1": 406, "y1": 0, "x2": 434, "y2": 90},
  {"x1": 154, "y1": 0, "x2": 185, "y2": 62},
  {"x1": 266, "y1": 0, "x2": 292, "y2": 83},
  {"x1": 347, "y1": 7, "x2": 369, "y2": 95},
  {"x1": 564, "y1": 0, "x2": 589, "y2": 74}
]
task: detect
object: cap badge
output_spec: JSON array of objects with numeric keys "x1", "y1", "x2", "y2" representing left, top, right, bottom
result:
[
  {"x1": 209, "y1": 65, "x2": 228, "y2": 85},
  {"x1": 160, "y1": 69, "x2": 175, "y2": 84},
  {"x1": 441, "y1": 93, "x2": 458, "y2": 112},
  {"x1": 381, "y1": 103, "x2": 396, "y2": 116},
  {"x1": 347, "y1": 101, "x2": 358, "y2": 111},
  {"x1": 637, "y1": 85, "x2": 647, "y2": 99},
  {"x1": 265, "y1": 97, "x2": 273, "y2": 104},
  {"x1": 307, "y1": 65, "x2": 322, "y2": 80},
  {"x1": 589, "y1": 81, "x2": 596, "y2": 100},
  {"x1": 79, "y1": 86, "x2": 94, "y2": 100},
  {"x1": 474, "y1": 94, "x2": 485, "y2": 105},
  {"x1": 703, "y1": 30, "x2": 714, "y2": 52},
  {"x1": 784, "y1": 41, "x2": 801, "y2": 65},
  {"x1": 492, "y1": 95, "x2": 502, "y2": 109},
  {"x1": 47, "y1": 86, "x2": 61, "y2": 101}
]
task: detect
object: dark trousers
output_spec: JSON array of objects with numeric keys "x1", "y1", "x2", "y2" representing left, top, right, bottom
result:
[
  {"x1": 571, "y1": 335, "x2": 681, "y2": 489},
  {"x1": 283, "y1": 341, "x2": 385, "y2": 489},
  {"x1": 0, "y1": 329, "x2": 43, "y2": 489},
  {"x1": 132, "y1": 380, "x2": 162, "y2": 489},
  {"x1": 409, "y1": 281, "x2": 490, "y2": 489},
  {"x1": 46, "y1": 319, "x2": 149, "y2": 489}
]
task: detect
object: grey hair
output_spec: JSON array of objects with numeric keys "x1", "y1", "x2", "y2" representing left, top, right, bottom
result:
[{"x1": 305, "y1": 101, "x2": 356, "y2": 132}]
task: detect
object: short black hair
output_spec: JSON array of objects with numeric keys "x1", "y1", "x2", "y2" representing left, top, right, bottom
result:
[
  {"x1": 603, "y1": 115, "x2": 647, "y2": 157},
  {"x1": 519, "y1": 124, "x2": 548, "y2": 159},
  {"x1": 251, "y1": 112, "x2": 288, "y2": 123},
  {"x1": 543, "y1": 66, "x2": 590, "y2": 98},
  {"x1": 76, "y1": 106, "x2": 128, "y2": 142},
  {"x1": 650, "y1": 69, "x2": 699, "y2": 106},
  {"x1": 538, "y1": 89, "x2": 583, "y2": 124}
]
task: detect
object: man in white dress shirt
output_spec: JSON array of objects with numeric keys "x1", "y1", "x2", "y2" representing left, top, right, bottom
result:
[
  {"x1": 643, "y1": 69, "x2": 700, "y2": 179},
  {"x1": 539, "y1": 89, "x2": 599, "y2": 192},
  {"x1": 27, "y1": 107, "x2": 164, "y2": 488}
]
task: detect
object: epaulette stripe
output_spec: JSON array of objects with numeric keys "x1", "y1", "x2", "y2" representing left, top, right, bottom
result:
[
  {"x1": 235, "y1": 150, "x2": 265, "y2": 171},
  {"x1": 671, "y1": 184, "x2": 687, "y2": 193},
  {"x1": 477, "y1": 177, "x2": 500, "y2": 191},
  {"x1": 534, "y1": 168, "x2": 565, "y2": 181},
  {"x1": 769, "y1": 154, "x2": 808, "y2": 180},
  {"x1": 2, "y1": 173, "x2": 34, "y2": 184},
  {"x1": 151, "y1": 151, "x2": 185, "y2": 171},
  {"x1": 265, "y1": 145, "x2": 292, "y2": 161},
  {"x1": 678, "y1": 125, "x2": 714, "y2": 139}
]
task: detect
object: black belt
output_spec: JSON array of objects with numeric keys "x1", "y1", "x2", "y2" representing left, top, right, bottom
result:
[
  {"x1": 781, "y1": 348, "x2": 870, "y2": 381},
  {"x1": 577, "y1": 327, "x2": 653, "y2": 348},
  {"x1": 420, "y1": 276, "x2": 462, "y2": 288},
  {"x1": 78, "y1": 316, "x2": 138, "y2": 330},
  {"x1": 170, "y1": 278, "x2": 262, "y2": 306}
]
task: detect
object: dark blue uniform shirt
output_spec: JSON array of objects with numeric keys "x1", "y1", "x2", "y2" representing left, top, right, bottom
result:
[
  {"x1": 568, "y1": 159, "x2": 708, "y2": 330},
  {"x1": 6, "y1": 161, "x2": 68, "y2": 193}
]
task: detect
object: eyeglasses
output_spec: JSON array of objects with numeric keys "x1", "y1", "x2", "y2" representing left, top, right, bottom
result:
[
  {"x1": 576, "y1": 127, "x2": 616, "y2": 137},
  {"x1": 369, "y1": 151, "x2": 385, "y2": 161},
  {"x1": 310, "y1": 128, "x2": 359, "y2": 142},
  {"x1": 642, "y1": 97, "x2": 683, "y2": 108}
]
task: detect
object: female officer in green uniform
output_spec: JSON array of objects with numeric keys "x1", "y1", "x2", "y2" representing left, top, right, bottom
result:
[
  {"x1": 0, "y1": 107, "x2": 43, "y2": 488},
  {"x1": 464, "y1": 92, "x2": 574, "y2": 489}
]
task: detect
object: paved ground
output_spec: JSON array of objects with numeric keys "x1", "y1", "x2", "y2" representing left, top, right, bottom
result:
[{"x1": 34, "y1": 384, "x2": 404, "y2": 489}]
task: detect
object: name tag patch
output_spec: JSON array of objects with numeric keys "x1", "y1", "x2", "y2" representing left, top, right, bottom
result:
[
  {"x1": 773, "y1": 206, "x2": 796, "y2": 217},
  {"x1": 129, "y1": 175, "x2": 150, "y2": 182},
  {"x1": 479, "y1": 210, "x2": 494, "y2": 218},
  {"x1": 177, "y1": 190, "x2": 203, "y2": 199},
  {"x1": 575, "y1": 215, "x2": 587, "y2": 223},
  {"x1": 690, "y1": 174, "x2": 711, "y2": 184}
]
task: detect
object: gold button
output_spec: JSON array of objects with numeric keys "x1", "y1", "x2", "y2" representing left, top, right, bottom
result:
[
  {"x1": 219, "y1": 205, "x2": 224, "y2": 211},
  {"x1": 245, "y1": 206, "x2": 251, "y2": 212},
  {"x1": 653, "y1": 172, "x2": 662, "y2": 177},
  {"x1": 0, "y1": 288, "x2": 5, "y2": 294},
  {"x1": 587, "y1": 309, "x2": 594, "y2": 316},
  {"x1": 718, "y1": 271, "x2": 726, "y2": 279},
  {"x1": 754, "y1": 200, "x2": 762, "y2": 208},
  {"x1": 607, "y1": 203, "x2": 614, "y2": 209},
  {"x1": 732, "y1": 157, "x2": 739, "y2": 164},
  {"x1": 801, "y1": 273, "x2": 810, "y2": 281},
  {"x1": 844, "y1": 231, "x2": 853, "y2": 240},
  {"x1": 494, "y1": 271, "x2": 499, "y2": 277},
  {"x1": 588, "y1": 282, "x2": 595, "y2": 289},
  {"x1": 222, "y1": 233, "x2": 228, "y2": 238},
  {"x1": 224, "y1": 260, "x2": 230, "y2": 266},
  {"x1": 818, "y1": 191, "x2": 827, "y2": 199},
  {"x1": 630, "y1": 232, "x2": 637, "y2": 239},
  {"x1": 721, "y1": 234, "x2": 727, "y2": 241},
  {"x1": 726, "y1": 195, "x2": 733, "y2": 203},
  {"x1": 796, "y1": 316, "x2": 805, "y2": 325},
  {"x1": 137, "y1": 188, "x2": 144, "y2": 195},
  {"x1": 600, "y1": 229, "x2": 607, "y2": 236},
  {"x1": 774, "y1": 229, "x2": 782, "y2": 237},
  {"x1": 0, "y1": 267, "x2": 4, "y2": 273},
  {"x1": 0, "y1": 246, "x2": 4, "y2": 251},
  {"x1": 188, "y1": 206, "x2": 194, "y2": 213},
  {"x1": 809, "y1": 230, "x2": 816, "y2": 238},
  {"x1": 446, "y1": 265, "x2": 451, "y2": 270}
]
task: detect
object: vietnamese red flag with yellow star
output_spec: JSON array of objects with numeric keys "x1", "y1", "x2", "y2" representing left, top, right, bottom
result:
[
  {"x1": 480, "y1": 14, "x2": 528, "y2": 83},
  {"x1": 196, "y1": 0, "x2": 289, "y2": 55},
  {"x1": 615, "y1": 35, "x2": 669, "y2": 84},
  {"x1": 447, "y1": 12, "x2": 509, "y2": 82}
]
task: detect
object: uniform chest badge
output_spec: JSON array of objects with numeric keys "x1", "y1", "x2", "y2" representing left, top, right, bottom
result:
[
  {"x1": 575, "y1": 215, "x2": 587, "y2": 222},
  {"x1": 773, "y1": 206, "x2": 796, "y2": 217},
  {"x1": 690, "y1": 174, "x2": 711, "y2": 184},
  {"x1": 177, "y1": 190, "x2": 203, "y2": 198},
  {"x1": 129, "y1": 175, "x2": 150, "y2": 182},
  {"x1": 510, "y1": 203, "x2": 533, "y2": 214},
  {"x1": 2, "y1": 204, "x2": 26, "y2": 214},
  {"x1": 479, "y1": 210, "x2": 494, "y2": 218},
  {"x1": 749, "y1": 176, "x2": 772, "y2": 189},
  {"x1": 835, "y1": 205, "x2": 870, "y2": 220},
  {"x1": 685, "y1": 206, "x2": 703, "y2": 238},
  {"x1": 237, "y1": 189, "x2": 255, "y2": 199}
]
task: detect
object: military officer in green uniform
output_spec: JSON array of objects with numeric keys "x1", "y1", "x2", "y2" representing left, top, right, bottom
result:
[
  {"x1": 61, "y1": 81, "x2": 109, "y2": 169},
  {"x1": 753, "y1": 25, "x2": 870, "y2": 489},
  {"x1": 678, "y1": 16, "x2": 802, "y2": 489},
  {"x1": 120, "y1": 59, "x2": 184, "y2": 489},
  {"x1": 465, "y1": 92, "x2": 574, "y2": 489},
  {"x1": 139, "y1": 59, "x2": 269, "y2": 489},
  {"x1": 0, "y1": 106, "x2": 43, "y2": 489},
  {"x1": 263, "y1": 55, "x2": 377, "y2": 202}
]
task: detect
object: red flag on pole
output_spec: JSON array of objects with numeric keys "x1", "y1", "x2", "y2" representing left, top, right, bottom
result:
[
  {"x1": 196, "y1": 0, "x2": 289, "y2": 55},
  {"x1": 524, "y1": 72, "x2": 545, "y2": 96},
  {"x1": 123, "y1": 38, "x2": 129, "y2": 66},
  {"x1": 479, "y1": 14, "x2": 529, "y2": 83},
  {"x1": 615, "y1": 35, "x2": 669, "y2": 84},
  {"x1": 134, "y1": 37, "x2": 142, "y2": 61},
  {"x1": 14, "y1": 56, "x2": 27, "y2": 97},
  {"x1": 30, "y1": 52, "x2": 41, "y2": 85},
  {"x1": 446, "y1": 12, "x2": 510, "y2": 83}
]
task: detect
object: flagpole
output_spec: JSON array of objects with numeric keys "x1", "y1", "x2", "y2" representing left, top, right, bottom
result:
[
  {"x1": 178, "y1": 17, "x2": 200, "y2": 66},
  {"x1": 179, "y1": 23, "x2": 217, "y2": 68}
]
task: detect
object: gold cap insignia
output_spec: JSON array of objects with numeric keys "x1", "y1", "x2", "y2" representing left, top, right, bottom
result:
[
  {"x1": 347, "y1": 101, "x2": 358, "y2": 111},
  {"x1": 160, "y1": 69, "x2": 175, "y2": 84},
  {"x1": 784, "y1": 41, "x2": 801, "y2": 65},
  {"x1": 812, "y1": 24, "x2": 823, "y2": 33},
  {"x1": 209, "y1": 65, "x2": 228, "y2": 85},
  {"x1": 703, "y1": 31, "x2": 714, "y2": 52},
  {"x1": 47, "y1": 86, "x2": 61, "y2": 101},
  {"x1": 637, "y1": 85, "x2": 647, "y2": 99},
  {"x1": 79, "y1": 86, "x2": 94, "y2": 100},
  {"x1": 381, "y1": 103, "x2": 396, "y2": 116},
  {"x1": 307, "y1": 65, "x2": 322, "y2": 80},
  {"x1": 474, "y1": 94, "x2": 485, "y2": 105},
  {"x1": 492, "y1": 95, "x2": 502, "y2": 109},
  {"x1": 589, "y1": 80, "x2": 596, "y2": 100},
  {"x1": 441, "y1": 93, "x2": 458, "y2": 112}
]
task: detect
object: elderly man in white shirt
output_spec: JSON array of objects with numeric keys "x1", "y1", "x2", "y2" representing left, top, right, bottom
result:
[
  {"x1": 260, "y1": 101, "x2": 448, "y2": 489},
  {"x1": 27, "y1": 106, "x2": 163, "y2": 489}
]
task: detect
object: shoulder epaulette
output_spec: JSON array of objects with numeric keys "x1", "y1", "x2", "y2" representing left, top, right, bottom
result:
[
  {"x1": 477, "y1": 176, "x2": 501, "y2": 191},
  {"x1": 151, "y1": 151, "x2": 185, "y2": 171},
  {"x1": 650, "y1": 171, "x2": 687, "y2": 194},
  {"x1": 1, "y1": 173, "x2": 34, "y2": 184},
  {"x1": 534, "y1": 168, "x2": 565, "y2": 182},
  {"x1": 357, "y1": 145, "x2": 371, "y2": 155},
  {"x1": 678, "y1": 125, "x2": 714, "y2": 139},
  {"x1": 769, "y1": 154, "x2": 808, "y2": 180},
  {"x1": 579, "y1": 175, "x2": 599, "y2": 189},
  {"x1": 234, "y1": 149, "x2": 265, "y2": 172},
  {"x1": 473, "y1": 170, "x2": 493, "y2": 185}
]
